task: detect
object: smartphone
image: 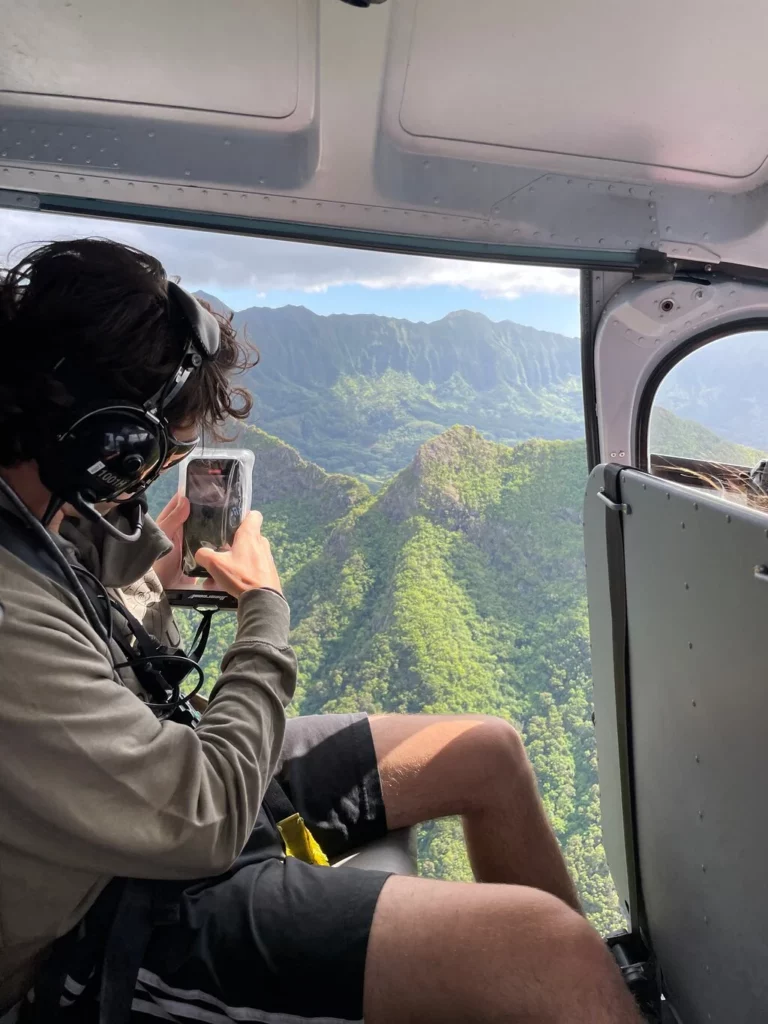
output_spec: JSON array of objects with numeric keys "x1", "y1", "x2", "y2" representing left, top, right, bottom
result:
[{"x1": 179, "y1": 450, "x2": 254, "y2": 577}]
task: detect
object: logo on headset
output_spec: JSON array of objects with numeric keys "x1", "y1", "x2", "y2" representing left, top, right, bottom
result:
[{"x1": 87, "y1": 461, "x2": 129, "y2": 488}]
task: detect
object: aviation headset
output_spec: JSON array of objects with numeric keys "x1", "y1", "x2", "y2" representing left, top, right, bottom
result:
[{"x1": 37, "y1": 281, "x2": 221, "y2": 540}]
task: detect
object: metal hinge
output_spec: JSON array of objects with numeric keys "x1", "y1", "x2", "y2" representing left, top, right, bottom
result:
[
  {"x1": 598, "y1": 489, "x2": 631, "y2": 514},
  {"x1": 634, "y1": 246, "x2": 719, "y2": 287},
  {"x1": 0, "y1": 189, "x2": 40, "y2": 210}
]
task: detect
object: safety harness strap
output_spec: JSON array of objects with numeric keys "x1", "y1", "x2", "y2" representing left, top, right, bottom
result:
[
  {"x1": 264, "y1": 779, "x2": 329, "y2": 867},
  {"x1": 601, "y1": 465, "x2": 646, "y2": 939}
]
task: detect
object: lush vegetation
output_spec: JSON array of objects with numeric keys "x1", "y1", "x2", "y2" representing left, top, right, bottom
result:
[
  {"x1": 228, "y1": 303, "x2": 583, "y2": 481},
  {"x1": 655, "y1": 329, "x2": 768, "y2": 452},
  {"x1": 153, "y1": 303, "x2": 768, "y2": 937},
  {"x1": 168, "y1": 424, "x2": 626, "y2": 934}
]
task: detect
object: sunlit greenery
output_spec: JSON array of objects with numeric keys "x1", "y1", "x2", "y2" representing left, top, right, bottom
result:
[
  {"x1": 151, "y1": 301, "x2": 768, "y2": 938},
  {"x1": 236, "y1": 306, "x2": 583, "y2": 480},
  {"x1": 171, "y1": 425, "x2": 626, "y2": 932}
]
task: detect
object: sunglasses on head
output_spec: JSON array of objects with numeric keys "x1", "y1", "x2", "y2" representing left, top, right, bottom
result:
[{"x1": 162, "y1": 429, "x2": 200, "y2": 469}]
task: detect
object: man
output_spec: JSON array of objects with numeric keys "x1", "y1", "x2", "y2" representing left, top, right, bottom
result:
[{"x1": 0, "y1": 239, "x2": 640, "y2": 1023}]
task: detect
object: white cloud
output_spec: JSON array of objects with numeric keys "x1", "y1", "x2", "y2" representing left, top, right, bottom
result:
[{"x1": 0, "y1": 209, "x2": 578, "y2": 302}]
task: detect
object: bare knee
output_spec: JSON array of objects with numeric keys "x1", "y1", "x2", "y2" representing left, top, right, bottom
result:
[
  {"x1": 530, "y1": 895, "x2": 639, "y2": 1022},
  {"x1": 492, "y1": 890, "x2": 638, "y2": 1023},
  {"x1": 463, "y1": 716, "x2": 531, "y2": 804},
  {"x1": 365, "y1": 880, "x2": 638, "y2": 1024}
]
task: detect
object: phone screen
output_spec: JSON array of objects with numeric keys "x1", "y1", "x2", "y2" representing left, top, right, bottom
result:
[{"x1": 182, "y1": 458, "x2": 244, "y2": 577}]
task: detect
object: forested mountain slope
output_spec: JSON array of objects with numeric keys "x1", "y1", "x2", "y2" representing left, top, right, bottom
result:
[
  {"x1": 196, "y1": 296, "x2": 765, "y2": 479},
  {"x1": 175, "y1": 424, "x2": 625, "y2": 933},
  {"x1": 655, "y1": 329, "x2": 768, "y2": 451},
  {"x1": 226, "y1": 302, "x2": 583, "y2": 480},
  {"x1": 650, "y1": 405, "x2": 763, "y2": 466}
]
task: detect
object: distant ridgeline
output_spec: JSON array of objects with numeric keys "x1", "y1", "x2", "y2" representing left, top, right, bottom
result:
[
  {"x1": 230, "y1": 300, "x2": 584, "y2": 482},
  {"x1": 192, "y1": 296, "x2": 766, "y2": 482}
]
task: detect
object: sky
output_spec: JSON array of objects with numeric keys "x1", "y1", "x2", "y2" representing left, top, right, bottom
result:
[{"x1": 0, "y1": 209, "x2": 580, "y2": 336}]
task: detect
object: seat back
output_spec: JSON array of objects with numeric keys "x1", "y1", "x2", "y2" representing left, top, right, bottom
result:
[{"x1": 585, "y1": 465, "x2": 768, "y2": 1024}]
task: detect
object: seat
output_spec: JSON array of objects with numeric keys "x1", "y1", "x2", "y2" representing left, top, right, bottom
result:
[{"x1": 331, "y1": 827, "x2": 417, "y2": 874}]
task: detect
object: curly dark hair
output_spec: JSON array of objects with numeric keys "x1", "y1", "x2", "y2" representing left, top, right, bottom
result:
[{"x1": 0, "y1": 238, "x2": 256, "y2": 466}]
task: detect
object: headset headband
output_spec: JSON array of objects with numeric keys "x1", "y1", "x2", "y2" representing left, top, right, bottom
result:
[{"x1": 145, "y1": 282, "x2": 221, "y2": 413}]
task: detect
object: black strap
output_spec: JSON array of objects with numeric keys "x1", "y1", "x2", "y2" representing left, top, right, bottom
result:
[
  {"x1": 189, "y1": 608, "x2": 216, "y2": 664},
  {"x1": 263, "y1": 777, "x2": 298, "y2": 826},
  {"x1": 602, "y1": 465, "x2": 646, "y2": 938},
  {"x1": 98, "y1": 881, "x2": 167, "y2": 1024}
]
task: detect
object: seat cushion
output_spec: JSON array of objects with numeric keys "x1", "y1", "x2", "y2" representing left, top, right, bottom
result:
[{"x1": 330, "y1": 827, "x2": 417, "y2": 875}]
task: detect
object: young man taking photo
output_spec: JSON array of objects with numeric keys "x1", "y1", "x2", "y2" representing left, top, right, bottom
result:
[{"x1": 0, "y1": 239, "x2": 640, "y2": 1023}]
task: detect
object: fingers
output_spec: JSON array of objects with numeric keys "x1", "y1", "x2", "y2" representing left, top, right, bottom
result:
[
  {"x1": 157, "y1": 495, "x2": 190, "y2": 538},
  {"x1": 234, "y1": 510, "x2": 264, "y2": 539},
  {"x1": 194, "y1": 546, "x2": 231, "y2": 594},
  {"x1": 191, "y1": 509, "x2": 281, "y2": 599},
  {"x1": 155, "y1": 492, "x2": 180, "y2": 525}
]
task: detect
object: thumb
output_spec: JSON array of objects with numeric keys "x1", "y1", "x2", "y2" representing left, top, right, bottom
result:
[{"x1": 194, "y1": 545, "x2": 218, "y2": 571}]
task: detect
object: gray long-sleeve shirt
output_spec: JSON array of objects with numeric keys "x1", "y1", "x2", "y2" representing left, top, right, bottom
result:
[{"x1": 0, "y1": 509, "x2": 296, "y2": 1012}]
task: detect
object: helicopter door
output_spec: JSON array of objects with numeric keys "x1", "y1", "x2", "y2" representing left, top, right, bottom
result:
[{"x1": 583, "y1": 266, "x2": 768, "y2": 1023}]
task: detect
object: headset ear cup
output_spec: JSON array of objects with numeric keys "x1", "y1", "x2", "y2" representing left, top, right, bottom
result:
[{"x1": 38, "y1": 406, "x2": 164, "y2": 505}]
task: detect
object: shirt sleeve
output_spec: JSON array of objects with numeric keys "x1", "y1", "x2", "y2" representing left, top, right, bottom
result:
[{"x1": 0, "y1": 573, "x2": 296, "y2": 880}]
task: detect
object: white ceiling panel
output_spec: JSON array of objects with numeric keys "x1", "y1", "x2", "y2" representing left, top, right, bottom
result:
[
  {"x1": 3, "y1": 0, "x2": 768, "y2": 271},
  {"x1": 398, "y1": 0, "x2": 768, "y2": 184}
]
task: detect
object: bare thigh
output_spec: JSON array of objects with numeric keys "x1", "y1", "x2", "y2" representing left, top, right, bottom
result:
[{"x1": 363, "y1": 875, "x2": 641, "y2": 1024}]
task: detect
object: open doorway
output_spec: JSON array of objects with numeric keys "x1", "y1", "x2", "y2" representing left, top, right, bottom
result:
[{"x1": 2, "y1": 209, "x2": 632, "y2": 930}]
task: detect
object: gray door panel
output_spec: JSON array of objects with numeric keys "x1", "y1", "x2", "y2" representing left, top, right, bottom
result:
[{"x1": 587, "y1": 466, "x2": 768, "y2": 1023}]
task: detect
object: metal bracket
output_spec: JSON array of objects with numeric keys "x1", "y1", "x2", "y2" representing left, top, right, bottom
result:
[
  {"x1": 634, "y1": 248, "x2": 677, "y2": 282},
  {"x1": 0, "y1": 189, "x2": 40, "y2": 211},
  {"x1": 165, "y1": 589, "x2": 237, "y2": 611},
  {"x1": 598, "y1": 489, "x2": 632, "y2": 514},
  {"x1": 607, "y1": 933, "x2": 662, "y2": 1023}
]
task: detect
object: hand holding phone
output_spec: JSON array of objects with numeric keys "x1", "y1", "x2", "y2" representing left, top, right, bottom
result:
[{"x1": 195, "y1": 511, "x2": 283, "y2": 599}]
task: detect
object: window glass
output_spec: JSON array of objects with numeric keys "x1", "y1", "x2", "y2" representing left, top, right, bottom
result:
[{"x1": 650, "y1": 331, "x2": 768, "y2": 505}]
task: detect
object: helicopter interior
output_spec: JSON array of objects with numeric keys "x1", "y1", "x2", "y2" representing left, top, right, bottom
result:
[{"x1": 4, "y1": 1, "x2": 768, "y2": 1020}]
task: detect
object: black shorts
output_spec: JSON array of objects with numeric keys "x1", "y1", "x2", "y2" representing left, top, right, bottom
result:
[{"x1": 55, "y1": 713, "x2": 392, "y2": 1024}]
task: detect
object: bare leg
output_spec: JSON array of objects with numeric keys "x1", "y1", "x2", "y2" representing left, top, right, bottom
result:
[
  {"x1": 371, "y1": 714, "x2": 581, "y2": 911},
  {"x1": 364, "y1": 876, "x2": 641, "y2": 1024}
]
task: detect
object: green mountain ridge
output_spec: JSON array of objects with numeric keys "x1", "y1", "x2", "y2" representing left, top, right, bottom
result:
[
  {"x1": 180, "y1": 424, "x2": 624, "y2": 933},
  {"x1": 650, "y1": 406, "x2": 764, "y2": 466},
  {"x1": 194, "y1": 298, "x2": 764, "y2": 479},
  {"x1": 224, "y1": 302, "x2": 583, "y2": 478},
  {"x1": 656, "y1": 329, "x2": 768, "y2": 451}
]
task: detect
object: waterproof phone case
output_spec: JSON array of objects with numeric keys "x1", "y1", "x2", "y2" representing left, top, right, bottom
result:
[{"x1": 177, "y1": 448, "x2": 254, "y2": 579}]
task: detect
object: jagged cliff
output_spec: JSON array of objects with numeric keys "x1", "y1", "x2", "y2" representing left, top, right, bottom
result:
[
  {"x1": 221, "y1": 303, "x2": 584, "y2": 478},
  {"x1": 178, "y1": 424, "x2": 623, "y2": 933}
]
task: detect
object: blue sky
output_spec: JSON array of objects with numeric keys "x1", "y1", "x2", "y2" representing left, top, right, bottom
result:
[{"x1": 0, "y1": 210, "x2": 580, "y2": 336}]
